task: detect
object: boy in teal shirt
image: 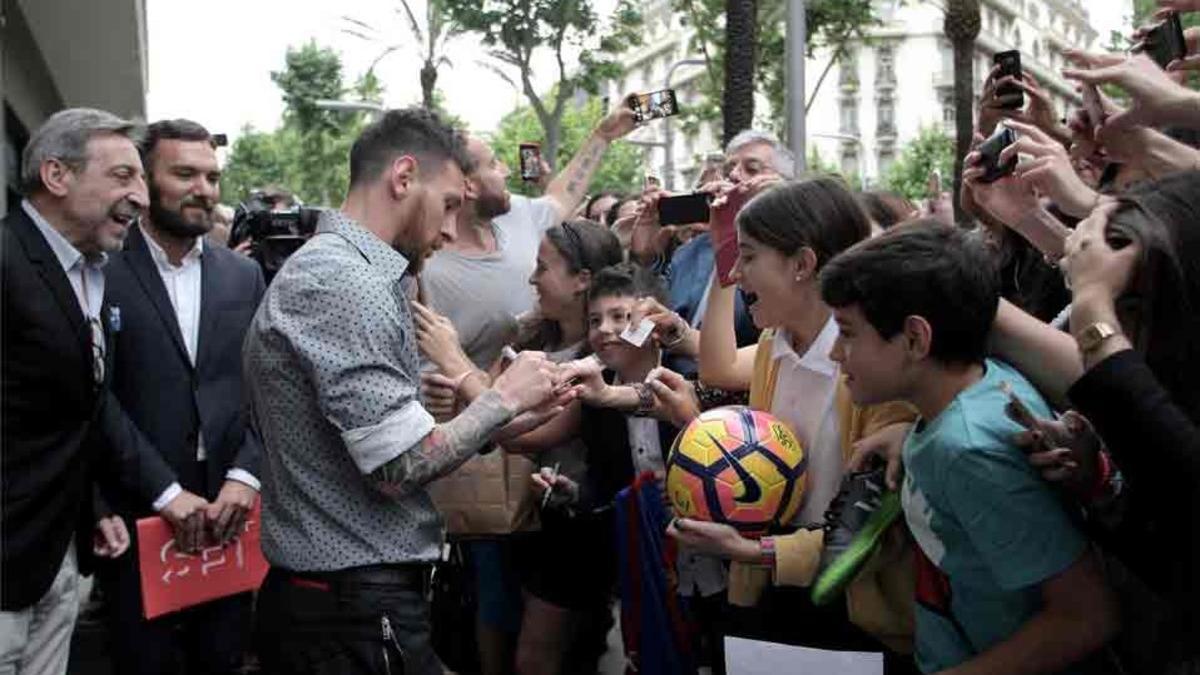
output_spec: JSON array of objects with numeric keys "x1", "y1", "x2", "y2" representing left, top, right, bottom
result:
[{"x1": 818, "y1": 221, "x2": 1117, "y2": 673}]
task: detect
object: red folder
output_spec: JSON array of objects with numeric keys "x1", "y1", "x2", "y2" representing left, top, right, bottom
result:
[{"x1": 136, "y1": 503, "x2": 269, "y2": 619}]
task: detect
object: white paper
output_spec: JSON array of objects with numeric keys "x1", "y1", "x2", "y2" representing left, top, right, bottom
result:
[
  {"x1": 724, "y1": 637, "x2": 883, "y2": 675},
  {"x1": 620, "y1": 318, "x2": 655, "y2": 347}
]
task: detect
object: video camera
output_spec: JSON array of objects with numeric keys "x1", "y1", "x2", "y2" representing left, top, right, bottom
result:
[{"x1": 227, "y1": 199, "x2": 321, "y2": 282}]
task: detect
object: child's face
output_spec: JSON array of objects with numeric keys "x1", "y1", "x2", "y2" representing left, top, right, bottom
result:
[
  {"x1": 587, "y1": 294, "x2": 644, "y2": 372},
  {"x1": 830, "y1": 304, "x2": 911, "y2": 406}
]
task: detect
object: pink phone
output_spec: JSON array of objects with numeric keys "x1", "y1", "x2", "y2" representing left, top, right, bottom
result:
[{"x1": 713, "y1": 190, "x2": 750, "y2": 287}]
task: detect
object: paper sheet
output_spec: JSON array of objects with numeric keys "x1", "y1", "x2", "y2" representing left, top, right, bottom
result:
[{"x1": 724, "y1": 637, "x2": 883, "y2": 675}]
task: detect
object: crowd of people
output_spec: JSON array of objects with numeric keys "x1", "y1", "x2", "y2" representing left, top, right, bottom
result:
[{"x1": 6, "y1": 1, "x2": 1200, "y2": 674}]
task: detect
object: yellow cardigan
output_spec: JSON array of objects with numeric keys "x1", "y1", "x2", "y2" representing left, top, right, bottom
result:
[{"x1": 726, "y1": 328, "x2": 916, "y2": 654}]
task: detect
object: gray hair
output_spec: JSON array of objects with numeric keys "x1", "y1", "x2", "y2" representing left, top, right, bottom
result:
[
  {"x1": 725, "y1": 129, "x2": 796, "y2": 179},
  {"x1": 21, "y1": 108, "x2": 142, "y2": 195}
]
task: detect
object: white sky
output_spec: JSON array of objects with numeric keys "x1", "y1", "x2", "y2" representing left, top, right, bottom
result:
[{"x1": 146, "y1": 0, "x2": 1134, "y2": 146}]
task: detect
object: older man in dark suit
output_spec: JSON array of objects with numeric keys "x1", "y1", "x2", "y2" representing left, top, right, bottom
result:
[
  {"x1": 95, "y1": 119, "x2": 265, "y2": 675},
  {"x1": 0, "y1": 108, "x2": 150, "y2": 675}
]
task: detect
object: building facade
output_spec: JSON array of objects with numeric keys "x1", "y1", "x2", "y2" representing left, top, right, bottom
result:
[
  {"x1": 1, "y1": 0, "x2": 149, "y2": 214},
  {"x1": 607, "y1": 0, "x2": 1102, "y2": 190}
]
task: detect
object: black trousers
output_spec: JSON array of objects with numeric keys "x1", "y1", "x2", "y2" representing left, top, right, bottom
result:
[
  {"x1": 255, "y1": 565, "x2": 442, "y2": 675},
  {"x1": 96, "y1": 541, "x2": 251, "y2": 675}
]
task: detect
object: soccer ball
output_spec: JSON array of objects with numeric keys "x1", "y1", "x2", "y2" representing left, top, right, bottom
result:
[{"x1": 666, "y1": 406, "x2": 806, "y2": 537}]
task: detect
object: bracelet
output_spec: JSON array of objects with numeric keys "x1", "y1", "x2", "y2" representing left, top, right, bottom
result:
[
  {"x1": 631, "y1": 382, "x2": 656, "y2": 416},
  {"x1": 757, "y1": 536, "x2": 776, "y2": 568},
  {"x1": 661, "y1": 324, "x2": 687, "y2": 349}
]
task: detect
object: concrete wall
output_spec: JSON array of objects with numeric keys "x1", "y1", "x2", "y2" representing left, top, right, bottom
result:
[{"x1": 1, "y1": 0, "x2": 147, "y2": 213}]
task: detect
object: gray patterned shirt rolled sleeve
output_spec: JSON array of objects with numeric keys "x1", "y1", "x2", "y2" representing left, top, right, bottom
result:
[
  {"x1": 342, "y1": 401, "x2": 435, "y2": 474},
  {"x1": 244, "y1": 209, "x2": 443, "y2": 570}
]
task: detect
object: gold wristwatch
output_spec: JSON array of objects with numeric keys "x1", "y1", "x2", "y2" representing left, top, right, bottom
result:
[{"x1": 1078, "y1": 321, "x2": 1118, "y2": 354}]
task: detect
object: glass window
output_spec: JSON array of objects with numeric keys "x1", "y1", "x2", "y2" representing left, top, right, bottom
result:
[
  {"x1": 840, "y1": 99, "x2": 859, "y2": 134},
  {"x1": 878, "y1": 100, "x2": 895, "y2": 135},
  {"x1": 878, "y1": 150, "x2": 895, "y2": 175},
  {"x1": 877, "y1": 44, "x2": 895, "y2": 84},
  {"x1": 841, "y1": 149, "x2": 859, "y2": 178}
]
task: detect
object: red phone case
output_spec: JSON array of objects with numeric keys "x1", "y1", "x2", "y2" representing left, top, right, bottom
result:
[{"x1": 713, "y1": 190, "x2": 749, "y2": 287}]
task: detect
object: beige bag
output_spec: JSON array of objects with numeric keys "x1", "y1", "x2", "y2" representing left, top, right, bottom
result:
[{"x1": 428, "y1": 448, "x2": 540, "y2": 537}]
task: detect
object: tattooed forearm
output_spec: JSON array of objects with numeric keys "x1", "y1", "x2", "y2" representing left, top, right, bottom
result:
[
  {"x1": 554, "y1": 134, "x2": 608, "y2": 212},
  {"x1": 370, "y1": 389, "x2": 514, "y2": 499}
]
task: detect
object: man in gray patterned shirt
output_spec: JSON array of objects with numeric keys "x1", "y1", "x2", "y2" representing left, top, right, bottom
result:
[{"x1": 244, "y1": 108, "x2": 562, "y2": 675}]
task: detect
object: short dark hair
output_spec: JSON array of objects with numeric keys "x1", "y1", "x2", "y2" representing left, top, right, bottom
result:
[
  {"x1": 604, "y1": 196, "x2": 635, "y2": 228},
  {"x1": 348, "y1": 107, "x2": 473, "y2": 187},
  {"x1": 820, "y1": 219, "x2": 999, "y2": 365},
  {"x1": 545, "y1": 219, "x2": 623, "y2": 277},
  {"x1": 588, "y1": 262, "x2": 668, "y2": 306},
  {"x1": 736, "y1": 176, "x2": 871, "y2": 270},
  {"x1": 585, "y1": 192, "x2": 621, "y2": 220},
  {"x1": 140, "y1": 119, "x2": 213, "y2": 171}
]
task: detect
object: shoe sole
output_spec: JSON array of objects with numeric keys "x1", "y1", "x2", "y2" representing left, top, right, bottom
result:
[{"x1": 810, "y1": 490, "x2": 902, "y2": 606}]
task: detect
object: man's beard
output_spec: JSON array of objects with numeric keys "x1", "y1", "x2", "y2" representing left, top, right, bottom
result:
[
  {"x1": 475, "y1": 189, "x2": 510, "y2": 220},
  {"x1": 393, "y1": 238, "x2": 427, "y2": 273},
  {"x1": 148, "y1": 187, "x2": 213, "y2": 239}
]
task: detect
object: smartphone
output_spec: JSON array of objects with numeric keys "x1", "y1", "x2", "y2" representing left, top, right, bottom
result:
[
  {"x1": 975, "y1": 126, "x2": 1018, "y2": 183},
  {"x1": 658, "y1": 192, "x2": 711, "y2": 226},
  {"x1": 1081, "y1": 83, "x2": 1104, "y2": 129},
  {"x1": 1142, "y1": 12, "x2": 1187, "y2": 69},
  {"x1": 1000, "y1": 382, "x2": 1051, "y2": 454},
  {"x1": 993, "y1": 50, "x2": 1024, "y2": 110},
  {"x1": 628, "y1": 89, "x2": 680, "y2": 124},
  {"x1": 712, "y1": 189, "x2": 750, "y2": 287},
  {"x1": 519, "y1": 143, "x2": 541, "y2": 181}
]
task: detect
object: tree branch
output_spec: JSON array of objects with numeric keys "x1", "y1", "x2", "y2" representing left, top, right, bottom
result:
[{"x1": 805, "y1": 40, "x2": 849, "y2": 113}]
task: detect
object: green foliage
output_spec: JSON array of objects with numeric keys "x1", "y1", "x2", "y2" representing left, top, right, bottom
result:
[
  {"x1": 673, "y1": 0, "x2": 878, "y2": 137},
  {"x1": 490, "y1": 97, "x2": 645, "y2": 197},
  {"x1": 341, "y1": 0, "x2": 463, "y2": 109},
  {"x1": 220, "y1": 126, "x2": 293, "y2": 206},
  {"x1": 881, "y1": 127, "x2": 955, "y2": 202},
  {"x1": 221, "y1": 42, "x2": 381, "y2": 207},
  {"x1": 444, "y1": 0, "x2": 644, "y2": 164}
]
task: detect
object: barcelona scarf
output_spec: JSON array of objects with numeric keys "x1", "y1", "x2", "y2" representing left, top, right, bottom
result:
[{"x1": 615, "y1": 471, "x2": 698, "y2": 675}]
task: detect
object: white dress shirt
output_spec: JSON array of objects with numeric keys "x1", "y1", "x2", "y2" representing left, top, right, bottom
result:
[
  {"x1": 768, "y1": 317, "x2": 843, "y2": 526},
  {"x1": 23, "y1": 201, "x2": 106, "y2": 324},
  {"x1": 141, "y1": 227, "x2": 259, "y2": 512}
]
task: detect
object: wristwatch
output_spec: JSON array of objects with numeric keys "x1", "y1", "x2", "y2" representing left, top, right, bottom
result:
[
  {"x1": 631, "y1": 382, "x2": 656, "y2": 416},
  {"x1": 1077, "y1": 321, "x2": 1118, "y2": 354}
]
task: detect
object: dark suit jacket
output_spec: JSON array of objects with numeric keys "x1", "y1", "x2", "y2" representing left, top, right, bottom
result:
[
  {"x1": 1, "y1": 206, "x2": 162, "y2": 610},
  {"x1": 578, "y1": 376, "x2": 677, "y2": 513},
  {"x1": 102, "y1": 225, "x2": 264, "y2": 513}
]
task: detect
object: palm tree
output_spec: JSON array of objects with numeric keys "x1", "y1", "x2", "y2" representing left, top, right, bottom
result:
[
  {"x1": 343, "y1": 0, "x2": 462, "y2": 110},
  {"x1": 943, "y1": 0, "x2": 980, "y2": 224},
  {"x1": 723, "y1": 0, "x2": 758, "y2": 145}
]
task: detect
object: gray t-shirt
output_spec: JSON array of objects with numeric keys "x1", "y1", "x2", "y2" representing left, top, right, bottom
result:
[{"x1": 422, "y1": 195, "x2": 560, "y2": 368}]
